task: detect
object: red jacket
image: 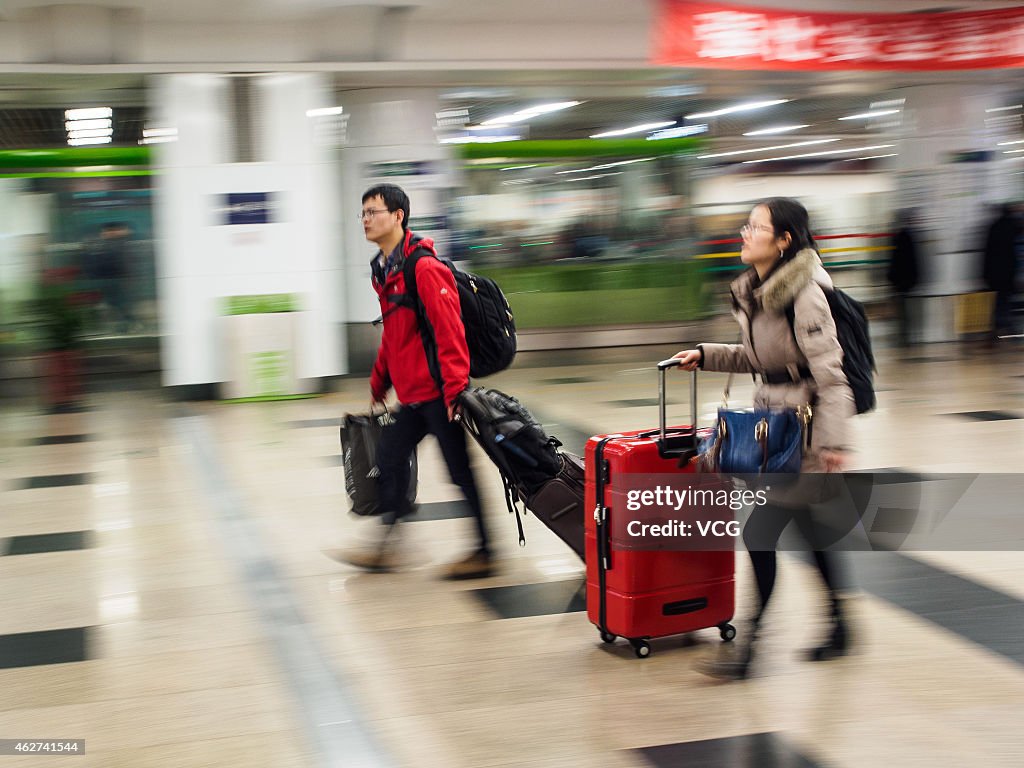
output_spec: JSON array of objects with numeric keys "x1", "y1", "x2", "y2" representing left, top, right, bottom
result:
[{"x1": 370, "y1": 231, "x2": 469, "y2": 407}]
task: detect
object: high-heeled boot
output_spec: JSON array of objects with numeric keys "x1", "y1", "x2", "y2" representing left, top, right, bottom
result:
[
  {"x1": 696, "y1": 625, "x2": 758, "y2": 681},
  {"x1": 806, "y1": 598, "x2": 851, "y2": 662}
]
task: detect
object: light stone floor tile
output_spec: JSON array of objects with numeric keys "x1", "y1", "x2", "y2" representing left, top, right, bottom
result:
[
  {"x1": 2, "y1": 345, "x2": 1024, "y2": 767},
  {"x1": 0, "y1": 643, "x2": 286, "y2": 709}
]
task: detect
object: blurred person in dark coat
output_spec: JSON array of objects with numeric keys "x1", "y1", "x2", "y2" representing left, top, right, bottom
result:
[
  {"x1": 981, "y1": 203, "x2": 1022, "y2": 343},
  {"x1": 886, "y1": 209, "x2": 921, "y2": 347}
]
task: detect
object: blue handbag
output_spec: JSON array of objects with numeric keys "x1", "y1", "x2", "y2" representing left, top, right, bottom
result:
[
  {"x1": 700, "y1": 407, "x2": 809, "y2": 474},
  {"x1": 698, "y1": 369, "x2": 813, "y2": 475}
]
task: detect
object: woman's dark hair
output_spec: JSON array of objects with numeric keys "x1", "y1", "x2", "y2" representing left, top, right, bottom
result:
[
  {"x1": 362, "y1": 183, "x2": 410, "y2": 231},
  {"x1": 758, "y1": 197, "x2": 816, "y2": 260}
]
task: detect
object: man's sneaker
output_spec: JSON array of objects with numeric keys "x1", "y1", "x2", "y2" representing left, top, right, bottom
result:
[
  {"x1": 324, "y1": 545, "x2": 403, "y2": 573},
  {"x1": 440, "y1": 550, "x2": 494, "y2": 580}
]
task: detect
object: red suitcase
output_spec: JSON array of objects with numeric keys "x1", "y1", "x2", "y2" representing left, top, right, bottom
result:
[{"x1": 585, "y1": 361, "x2": 736, "y2": 658}]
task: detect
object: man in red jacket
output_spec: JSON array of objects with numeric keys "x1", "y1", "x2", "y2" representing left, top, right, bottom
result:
[{"x1": 336, "y1": 184, "x2": 493, "y2": 579}]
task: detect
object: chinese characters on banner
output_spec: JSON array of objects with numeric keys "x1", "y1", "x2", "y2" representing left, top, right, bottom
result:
[{"x1": 654, "y1": 1, "x2": 1024, "y2": 70}]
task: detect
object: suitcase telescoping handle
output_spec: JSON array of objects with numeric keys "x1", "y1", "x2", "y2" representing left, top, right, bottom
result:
[{"x1": 656, "y1": 358, "x2": 698, "y2": 445}]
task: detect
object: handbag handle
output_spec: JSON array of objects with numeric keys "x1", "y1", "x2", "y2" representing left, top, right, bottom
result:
[{"x1": 656, "y1": 359, "x2": 698, "y2": 444}]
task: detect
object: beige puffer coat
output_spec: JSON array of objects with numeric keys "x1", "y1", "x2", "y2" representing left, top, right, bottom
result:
[{"x1": 698, "y1": 248, "x2": 855, "y2": 473}]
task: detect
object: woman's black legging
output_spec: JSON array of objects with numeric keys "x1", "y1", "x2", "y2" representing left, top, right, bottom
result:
[{"x1": 742, "y1": 504, "x2": 843, "y2": 627}]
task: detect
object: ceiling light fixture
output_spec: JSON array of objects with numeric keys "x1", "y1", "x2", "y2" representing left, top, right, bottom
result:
[
  {"x1": 590, "y1": 122, "x2": 675, "y2": 139},
  {"x1": 440, "y1": 135, "x2": 521, "y2": 144},
  {"x1": 480, "y1": 101, "x2": 581, "y2": 126},
  {"x1": 743, "y1": 124, "x2": 810, "y2": 136},
  {"x1": 65, "y1": 107, "x2": 112, "y2": 121},
  {"x1": 306, "y1": 107, "x2": 343, "y2": 117},
  {"x1": 985, "y1": 105, "x2": 1023, "y2": 113},
  {"x1": 685, "y1": 99, "x2": 789, "y2": 120},
  {"x1": 68, "y1": 136, "x2": 112, "y2": 146},
  {"x1": 648, "y1": 124, "x2": 708, "y2": 140},
  {"x1": 843, "y1": 153, "x2": 898, "y2": 161},
  {"x1": 997, "y1": 139, "x2": 1024, "y2": 146},
  {"x1": 838, "y1": 109, "x2": 900, "y2": 120}
]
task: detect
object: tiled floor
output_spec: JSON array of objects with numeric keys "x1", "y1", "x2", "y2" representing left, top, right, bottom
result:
[{"x1": 1, "y1": 339, "x2": 1022, "y2": 766}]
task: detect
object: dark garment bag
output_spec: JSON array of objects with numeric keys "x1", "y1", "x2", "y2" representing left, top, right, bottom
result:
[
  {"x1": 524, "y1": 452, "x2": 586, "y2": 561},
  {"x1": 340, "y1": 411, "x2": 417, "y2": 517}
]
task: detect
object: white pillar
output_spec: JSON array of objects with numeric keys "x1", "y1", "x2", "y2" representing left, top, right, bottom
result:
[{"x1": 152, "y1": 73, "x2": 346, "y2": 394}]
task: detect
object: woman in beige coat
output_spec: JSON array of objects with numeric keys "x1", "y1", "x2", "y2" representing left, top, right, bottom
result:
[{"x1": 674, "y1": 197, "x2": 855, "y2": 680}]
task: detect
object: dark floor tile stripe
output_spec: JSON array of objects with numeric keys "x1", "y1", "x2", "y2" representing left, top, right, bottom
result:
[
  {"x1": 946, "y1": 410, "x2": 1022, "y2": 421},
  {"x1": 10, "y1": 474, "x2": 93, "y2": 490},
  {"x1": 473, "y1": 578, "x2": 585, "y2": 619},
  {"x1": 1, "y1": 531, "x2": 91, "y2": 556},
  {"x1": 637, "y1": 732, "x2": 823, "y2": 768},
  {"x1": 26, "y1": 434, "x2": 95, "y2": 446},
  {"x1": 404, "y1": 501, "x2": 472, "y2": 522},
  {"x1": 0, "y1": 628, "x2": 90, "y2": 669}
]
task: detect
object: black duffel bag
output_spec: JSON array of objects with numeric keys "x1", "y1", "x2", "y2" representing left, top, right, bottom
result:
[{"x1": 339, "y1": 410, "x2": 417, "y2": 517}]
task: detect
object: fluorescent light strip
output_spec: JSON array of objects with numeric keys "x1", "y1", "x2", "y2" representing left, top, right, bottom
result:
[
  {"x1": 838, "y1": 109, "x2": 900, "y2": 120},
  {"x1": 986, "y1": 105, "x2": 1023, "y2": 113},
  {"x1": 139, "y1": 136, "x2": 177, "y2": 145},
  {"x1": 1005, "y1": 149, "x2": 1024, "y2": 154},
  {"x1": 698, "y1": 139, "x2": 838, "y2": 160},
  {"x1": 68, "y1": 128, "x2": 114, "y2": 139},
  {"x1": 647, "y1": 124, "x2": 708, "y2": 140},
  {"x1": 562, "y1": 172, "x2": 622, "y2": 182},
  {"x1": 843, "y1": 153, "x2": 898, "y2": 161},
  {"x1": 743, "y1": 125, "x2": 809, "y2": 136},
  {"x1": 685, "y1": 99, "x2": 789, "y2": 120},
  {"x1": 439, "y1": 135, "x2": 521, "y2": 144},
  {"x1": 590, "y1": 121, "x2": 674, "y2": 138},
  {"x1": 66, "y1": 119, "x2": 111, "y2": 131},
  {"x1": 742, "y1": 144, "x2": 896, "y2": 164},
  {"x1": 306, "y1": 107, "x2": 343, "y2": 117},
  {"x1": 143, "y1": 128, "x2": 178, "y2": 138},
  {"x1": 68, "y1": 137, "x2": 112, "y2": 146},
  {"x1": 997, "y1": 139, "x2": 1024, "y2": 146},
  {"x1": 556, "y1": 157, "x2": 656, "y2": 175},
  {"x1": 481, "y1": 101, "x2": 580, "y2": 126},
  {"x1": 500, "y1": 164, "x2": 538, "y2": 171},
  {"x1": 65, "y1": 107, "x2": 111, "y2": 121}
]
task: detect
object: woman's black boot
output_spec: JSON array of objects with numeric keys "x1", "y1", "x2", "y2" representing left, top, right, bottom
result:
[
  {"x1": 696, "y1": 625, "x2": 757, "y2": 681},
  {"x1": 806, "y1": 598, "x2": 850, "y2": 662}
]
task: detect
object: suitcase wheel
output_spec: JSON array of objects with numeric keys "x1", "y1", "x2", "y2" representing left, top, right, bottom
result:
[
  {"x1": 719, "y1": 623, "x2": 737, "y2": 642},
  {"x1": 631, "y1": 640, "x2": 651, "y2": 659},
  {"x1": 599, "y1": 630, "x2": 617, "y2": 645}
]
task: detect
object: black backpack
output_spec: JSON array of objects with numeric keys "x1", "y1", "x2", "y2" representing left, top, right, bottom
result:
[
  {"x1": 787, "y1": 288, "x2": 876, "y2": 414},
  {"x1": 458, "y1": 387, "x2": 563, "y2": 542},
  {"x1": 396, "y1": 243, "x2": 517, "y2": 381}
]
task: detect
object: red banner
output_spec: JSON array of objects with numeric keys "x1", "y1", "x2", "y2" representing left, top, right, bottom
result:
[{"x1": 654, "y1": 1, "x2": 1024, "y2": 71}]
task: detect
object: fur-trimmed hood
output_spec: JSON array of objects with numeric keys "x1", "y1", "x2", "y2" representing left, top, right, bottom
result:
[{"x1": 731, "y1": 247, "x2": 832, "y2": 314}]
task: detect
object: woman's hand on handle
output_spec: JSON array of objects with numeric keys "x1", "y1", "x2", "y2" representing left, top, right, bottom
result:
[{"x1": 672, "y1": 349, "x2": 702, "y2": 371}]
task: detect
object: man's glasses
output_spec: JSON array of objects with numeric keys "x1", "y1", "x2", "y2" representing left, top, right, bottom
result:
[
  {"x1": 741, "y1": 223, "x2": 774, "y2": 237},
  {"x1": 358, "y1": 208, "x2": 391, "y2": 221}
]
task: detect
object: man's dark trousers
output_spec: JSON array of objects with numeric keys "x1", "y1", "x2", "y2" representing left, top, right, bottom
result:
[{"x1": 375, "y1": 398, "x2": 490, "y2": 556}]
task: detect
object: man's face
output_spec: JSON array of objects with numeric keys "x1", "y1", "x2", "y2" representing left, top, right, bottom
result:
[{"x1": 361, "y1": 195, "x2": 402, "y2": 244}]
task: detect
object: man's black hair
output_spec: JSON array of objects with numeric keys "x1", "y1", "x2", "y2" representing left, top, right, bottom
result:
[{"x1": 362, "y1": 184, "x2": 410, "y2": 231}]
